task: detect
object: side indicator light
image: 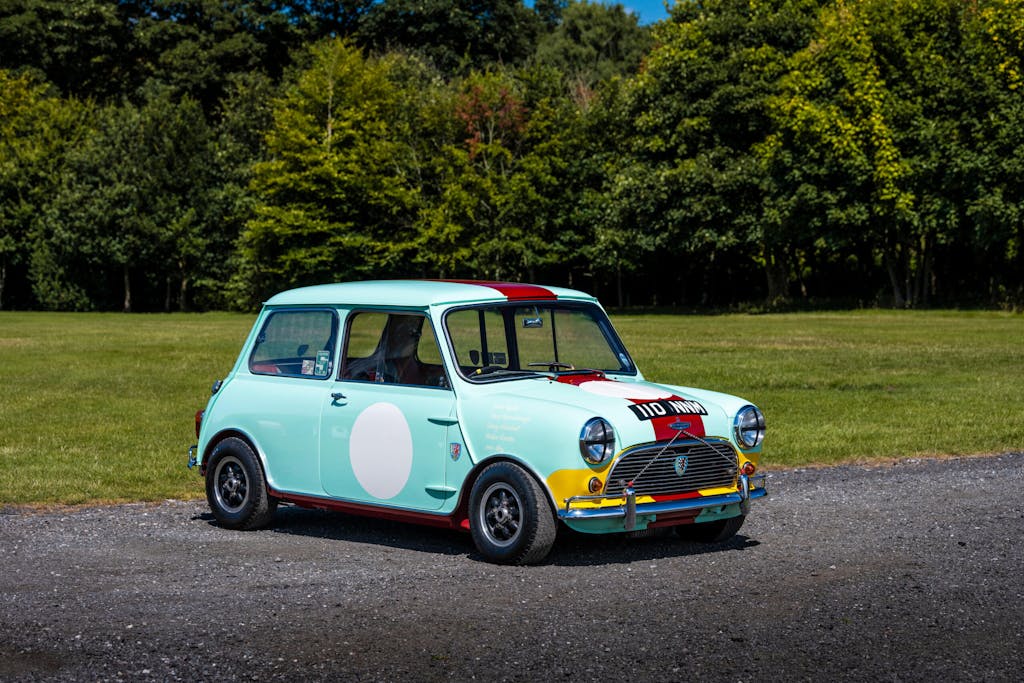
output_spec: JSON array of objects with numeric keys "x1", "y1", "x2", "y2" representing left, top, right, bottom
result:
[
  {"x1": 195, "y1": 410, "x2": 204, "y2": 439},
  {"x1": 742, "y1": 462, "x2": 757, "y2": 476},
  {"x1": 588, "y1": 477, "x2": 603, "y2": 494}
]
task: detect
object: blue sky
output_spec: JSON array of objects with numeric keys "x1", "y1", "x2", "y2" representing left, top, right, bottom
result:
[
  {"x1": 619, "y1": 0, "x2": 672, "y2": 25},
  {"x1": 526, "y1": 1, "x2": 674, "y2": 26}
]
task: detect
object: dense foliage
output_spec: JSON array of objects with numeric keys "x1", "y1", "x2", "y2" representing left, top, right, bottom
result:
[{"x1": 1, "y1": 0, "x2": 1021, "y2": 311}]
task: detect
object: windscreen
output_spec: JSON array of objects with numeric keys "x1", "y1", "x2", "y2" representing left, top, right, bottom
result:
[{"x1": 445, "y1": 303, "x2": 633, "y2": 380}]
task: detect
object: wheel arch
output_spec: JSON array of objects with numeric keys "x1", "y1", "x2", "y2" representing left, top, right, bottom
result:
[
  {"x1": 200, "y1": 429, "x2": 268, "y2": 482},
  {"x1": 453, "y1": 453, "x2": 559, "y2": 529}
]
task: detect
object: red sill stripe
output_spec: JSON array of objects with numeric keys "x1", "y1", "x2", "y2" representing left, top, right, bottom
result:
[
  {"x1": 437, "y1": 279, "x2": 558, "y2": 301},
  {"x1": 268, "y1": 488, "x2": 465, "y2": 531}
]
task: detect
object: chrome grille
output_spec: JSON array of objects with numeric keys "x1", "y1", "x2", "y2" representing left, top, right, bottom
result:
[{"x1": 603, "y1": 439, "x2": 739, "y2": 497}]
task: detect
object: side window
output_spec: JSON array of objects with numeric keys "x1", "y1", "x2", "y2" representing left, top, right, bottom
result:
[
  {"x1": 446, "y1": 307, "x2": 509, "y2": 371},
  {"x1": 249, "y1": 309, "x2": 337, "y2": 379},
  {"x1": 340, "y1": 312, "x2": 449, "y2": 388}
]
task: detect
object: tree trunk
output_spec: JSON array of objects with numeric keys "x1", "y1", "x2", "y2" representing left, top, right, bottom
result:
[
  {"x1": 123, "y1": 265, "x2": 132, "y2": 313},
  {"x1": 616, "y1": 263, "x2": 623, "y2": 308},
  {"x1": 178, "y1": 276, "x2": 189, "y2": 313},
  {"x1": 885, "y1": 252, "x2": 905, "y2": 308},
  {"x1": 0, "y1": 258, "x2": 6, "y2": 310},
  {"x1": 764, "y1": 246, "x2": 790, "y2": 302},
  {"x1": 917, "y1": 235, "x2": 932, "y2": 308},
  {"x1": 164, "y1": 276, "x2": 172, "y2": 313}
]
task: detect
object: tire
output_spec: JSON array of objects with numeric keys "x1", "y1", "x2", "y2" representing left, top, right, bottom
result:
[
  {"x1": 676, "y1": 514, "x2": 745, "y2": 543},
  {"x1": 205, "y1": 437, "x2": 277, "y2": 530},
  {"x1": 469, "y1": 462, "x2": 557, "y2": 565}
]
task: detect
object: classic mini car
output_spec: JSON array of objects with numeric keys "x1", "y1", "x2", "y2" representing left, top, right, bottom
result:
[{"x1": 189, "y1": 280, "x2": 766, "y2": 564}]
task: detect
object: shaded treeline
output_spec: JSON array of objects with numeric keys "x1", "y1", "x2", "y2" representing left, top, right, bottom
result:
[{"x1": 1, "y1": 0, "x2": 1022, "y2": 312}]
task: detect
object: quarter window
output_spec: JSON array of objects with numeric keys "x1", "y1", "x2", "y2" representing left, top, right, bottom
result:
[{"x1": 249, "y1": 309, "x2": 337, "y2": 379}]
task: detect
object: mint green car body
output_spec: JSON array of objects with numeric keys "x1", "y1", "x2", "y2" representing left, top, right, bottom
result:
[{"x1": 191, "y1": 280, "x2": 766, "y2": 564}]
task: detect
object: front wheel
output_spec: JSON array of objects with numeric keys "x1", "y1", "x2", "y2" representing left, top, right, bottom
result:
[
  {"x1": 675, "y1": 514, "x2": 745, "y2": 543},
  {"x1": 205, "y1": 437, "x2": 277, "y2": 530},
  {"x1": 469, "y1": 462, "x2": 557, "y2": 565}
]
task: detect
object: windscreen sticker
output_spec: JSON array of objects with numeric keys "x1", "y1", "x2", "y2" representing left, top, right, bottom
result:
[{"x1": 629, "y1": 399, "x2": 708, "y2": 421}]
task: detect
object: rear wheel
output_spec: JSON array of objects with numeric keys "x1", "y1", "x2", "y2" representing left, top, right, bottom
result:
[
  {"x1": 676, "y1": 514, "x2": 745, "y2": 543},
  {"x1": 205, "y1": 437, "x2": 277, "y2": 530},
  {"x1": 469, "y1": 462, "x2": 557, "y2": 565}
]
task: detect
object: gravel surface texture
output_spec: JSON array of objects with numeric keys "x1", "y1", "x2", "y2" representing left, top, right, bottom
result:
[{"x1": 1, "y1": 453, "x2": 1022, "y2": 682}]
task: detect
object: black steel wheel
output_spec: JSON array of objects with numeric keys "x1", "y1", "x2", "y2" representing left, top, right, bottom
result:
[
  {"x1": 469, "y1": 462, "x2": 557, "y2": 565},
  {"x1": 205, "y1": 437, "x2": 276, "y2": 530}
]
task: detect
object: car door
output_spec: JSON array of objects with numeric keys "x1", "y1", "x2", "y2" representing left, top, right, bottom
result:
[
  {"x1": 239, "y1": 307, "x2": 338, "y2": 495},
  {"x1": 319, "y1": 310, "x2": 456, "y2": 511}
]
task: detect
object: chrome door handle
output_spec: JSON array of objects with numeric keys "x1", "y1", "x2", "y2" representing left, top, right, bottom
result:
[{"x1": 331, "y1": 392, "x2": 346, "y2": 401}]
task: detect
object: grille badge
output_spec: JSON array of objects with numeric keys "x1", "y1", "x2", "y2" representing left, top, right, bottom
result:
[{"x1": 673, "y1": 455, "x2": 689, "y2": 477}]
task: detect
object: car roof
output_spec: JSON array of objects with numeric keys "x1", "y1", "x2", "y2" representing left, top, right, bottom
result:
[{"x1": 264, "y1": 280, "x2": 599, "y2": 308}]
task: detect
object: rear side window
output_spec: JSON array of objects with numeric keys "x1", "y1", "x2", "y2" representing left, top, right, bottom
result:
[{"x1": 249, "y1": 309, "x2": 337, "y2": 379}]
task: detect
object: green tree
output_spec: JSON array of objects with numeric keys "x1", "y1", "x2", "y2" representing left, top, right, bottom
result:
[
  {"x1": 413, "y1": 65, "x2": 586, "y2": 282},
  {"x1": 357, "y1": 0, "x2": 542, "y2": 74},
  {"x1": 237, "y1": 39, "x2": 421, "y2": 304},
  {"x1": 962, "y1": 0, "x2": 1024, "y2": 305},
  {"x1": 533, "y1": 0, "x2": 568, "y2": 29},
  {"x1": 0, "y1": 70, "x2": 90, "y2": 309},
  {"x1": 770, "y1": 0, "x2": 1024, "y2": 307},
  {"x1": 0, "y1": 0, "x2": 130, "y2": 100},
  {"x1": 35, "y1": 91, "x2": 215, "y2": 311},
  {"x1": 534, "y1": 0, "x2": 653, "y2": 86},
  {"x1": 605, "y1": 0, "x2": 823, "y2": 304},
  {"x1": 202, "y1": 71, "x2": 277, "y2": 310},
  {"x1": 126, "y1": 1, "x2": 305, "y2": 113}
]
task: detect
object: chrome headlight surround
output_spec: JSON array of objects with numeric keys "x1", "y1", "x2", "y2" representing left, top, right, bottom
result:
[
  {"x1": 579, "y1": 418, "x2": 615, "y2": 464},
  {"x1": 734, "y1": 405, "x2": 766, "y2": 449}
]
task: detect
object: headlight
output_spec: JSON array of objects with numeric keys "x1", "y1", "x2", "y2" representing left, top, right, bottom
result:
[
  {"x1": 734, "y1": 405, "x2": 766, "y2": 449},
  {"x1": 580, "y1": 418, "x2": 615, "y2": 464}
]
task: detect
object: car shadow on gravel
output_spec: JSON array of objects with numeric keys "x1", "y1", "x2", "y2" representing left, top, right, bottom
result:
[
  {"x1": 195, "y1": 506, "x2": 759, "y2": 565},
  {"x1": 548, "y1": 529, "x2": 760, "y2": 566},
  {"x1": 195, "y1": 506, "x2": 469, "y2": 557}
]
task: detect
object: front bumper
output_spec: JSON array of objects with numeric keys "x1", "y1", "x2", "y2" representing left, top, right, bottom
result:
[{"x1": 558, "y1": 473, "x2": 767, "y2": 530}]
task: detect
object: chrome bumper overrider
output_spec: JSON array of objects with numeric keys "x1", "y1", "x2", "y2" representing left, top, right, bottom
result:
[
  {"x1": 187, "y1": 444, "x2": 198, "y2": 469},
  {"x1": 559, "y1": 474, "x2": 767, "y2": 530}
]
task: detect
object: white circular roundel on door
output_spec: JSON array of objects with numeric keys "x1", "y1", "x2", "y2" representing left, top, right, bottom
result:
[{"x1": 349, "y1": 402, "x2": 413, "y2": 500}]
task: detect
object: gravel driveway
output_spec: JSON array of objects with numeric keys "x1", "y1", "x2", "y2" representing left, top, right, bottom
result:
[{"x1": 2, "y1": 453, "x2": 1022, "y2": 682}]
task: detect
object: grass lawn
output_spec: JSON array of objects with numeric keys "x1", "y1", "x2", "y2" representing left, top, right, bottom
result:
[{"x1": 1, "y1": 309, "x2": 1021, "y2": 505}]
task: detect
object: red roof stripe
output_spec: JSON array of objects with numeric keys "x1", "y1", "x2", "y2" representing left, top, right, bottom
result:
[{"x1": 436, "y1": 280, "x2": 558, "y2": 301}]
